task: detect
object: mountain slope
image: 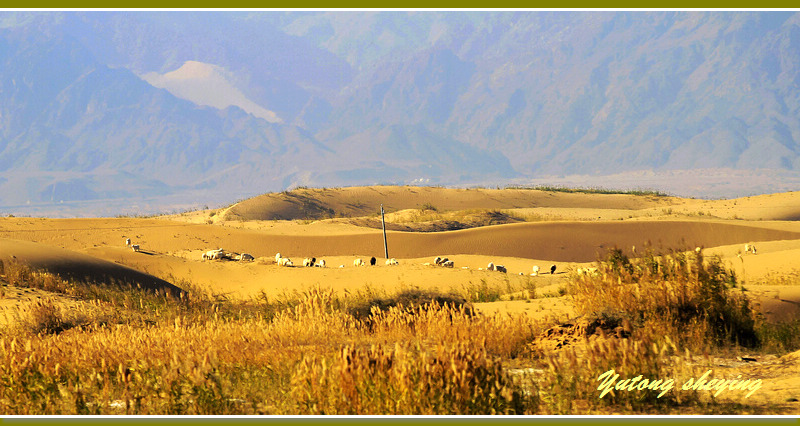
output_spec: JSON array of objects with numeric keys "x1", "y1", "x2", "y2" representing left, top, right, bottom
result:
[{"x1": 3, "y1": 11, "x2": 800, "y2": 215}]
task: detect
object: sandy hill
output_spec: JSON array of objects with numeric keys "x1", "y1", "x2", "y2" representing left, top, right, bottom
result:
[
  {"x1": 218, "y1": 185, "x2": 679, "y2": 221},
  {"x1": 1, "y1": 186, "x2": 800, "y2": 314},
  {"x1": 0, "y1": 238, "x2": 184, "y2": 297}
]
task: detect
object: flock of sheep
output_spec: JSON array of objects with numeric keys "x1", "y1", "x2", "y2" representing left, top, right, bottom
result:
[
  {"x1": 196, "y1": 245, "x2": 563, "y2": 277},
  {"x1": 426, "y1": 255, "x2": 557, "y2": 276},
  {"x1": 132, "y1": 238, "x2": 758, "y2": 278},
  {"x1": 201, "y1": 248, "x2": 255, "y2": 262},
  {"x1": 274, "y1": 253, "x2": 399, "y2": 268}
]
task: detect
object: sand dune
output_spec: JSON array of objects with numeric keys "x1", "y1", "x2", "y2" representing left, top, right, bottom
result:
[
  {"x1": 0, "y1": 238, "x2": 184, "y2": 296},
  {"x1": 2, "y1": 187, "x2": 800, "y2": 313},
  {"x1": 3, "y1": 186, "x2": 800, "y2": 413},
  {"x1": 139, "y1": 220, "x2": 799, "y2": 263},
  {"x1": 663, "y1": 191, "x2": 800, "y2": 221},
  {"x1": 220, "y1": 185, "x2": 678, "y2": 221}
]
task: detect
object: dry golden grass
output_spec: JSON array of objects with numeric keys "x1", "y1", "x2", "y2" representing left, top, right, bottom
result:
[
  {"x1": 568, "y1": 247, "x2": 758, "y2": 350},
  {"x1": 0, "y1": 245, "x2": 798, "y2": 415}
]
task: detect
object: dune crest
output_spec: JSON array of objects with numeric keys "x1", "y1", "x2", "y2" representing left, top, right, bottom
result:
[{"x1": 0, "y1": 238, "x2": 184, "y2": 297}]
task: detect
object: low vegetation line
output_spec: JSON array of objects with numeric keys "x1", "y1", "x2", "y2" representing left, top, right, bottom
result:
[{"x1": 506, "y1": 185, "x2": 670, "y2": 197}]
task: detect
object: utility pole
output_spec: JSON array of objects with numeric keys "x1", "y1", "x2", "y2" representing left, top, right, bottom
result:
[{"x1": 381, "y1": 204, "x2": 388, "y2": 259}]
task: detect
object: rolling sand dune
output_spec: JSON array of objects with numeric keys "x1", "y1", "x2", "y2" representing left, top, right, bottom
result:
[
  {"x1": 13, "y1": 217, "x2": 800, "y2": 264},
  {"x1": 221, "y1": 185, "x2": 678, "y2": 221},
  {"x1": 0, "y1": 238, "x2": 184, "y2": 296},
  {"x1": 663, "y1": 191, "x2": 800, "y2": 221},
  {"x1": 3, "y1": 186, "x2": 800, "y2": 413},
  {"x1": 2, "y1": 187, "x2": 800, "y2": 316}
]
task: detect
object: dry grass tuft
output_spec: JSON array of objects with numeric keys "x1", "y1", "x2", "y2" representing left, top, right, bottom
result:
[{"x1": 568, "y1": 247, "x2": 758, "y2": 350}]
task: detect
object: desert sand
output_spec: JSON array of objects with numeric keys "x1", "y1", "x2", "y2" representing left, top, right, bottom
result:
[{"x1": 2, "y1": 186, "x2": 800, "y2": 411}]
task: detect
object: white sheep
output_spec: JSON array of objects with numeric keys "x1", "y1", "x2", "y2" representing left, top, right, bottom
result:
[
  {"x1": 531, "y1": 265, "x2": 540, "y2": 276},
  {"x1": 442, "y1": 260, "x2": 454, "y2": 268},
  {"x1": 744, "y1": 244, "x2": 757, "y2": 254},
  {"x1": 487, "y1": 262, "x2": 496, "y2": 271},
  {"x1": 125, "y1": 238, "x2": 131, "y2": 247},
  {"x1": 203, "y1": 248, "x2": 224, "y2": 260},
  {"x1": 239, "y1": 253, "x2": 254, "y2": 262},
  {"x1": 385, "y1": 258, "x2": 399, "y2": 265},
  {"x1": 275, "y1": 253, "x2": 282, "y2": 263},
  {"x1": 278, "y1": 257, "x2": 293, "y2": 267},
  {"x1": 131, "y1": 244, "x2": 140, "y2": 252},
  {"x1": 303, "y1": 257, "x2": 316, "y2": 267},
  {"x1": 354, "y1": 258, "x2": 365, "y2": 267},
  {"x1": 315, "y1": 259, "x2": 327, "y2": 268}
]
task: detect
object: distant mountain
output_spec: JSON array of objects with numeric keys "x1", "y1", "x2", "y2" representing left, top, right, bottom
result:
[
  {"x1": 1, "y1": 11, "x2": 800, "y2": 216},
  {"x1": 141, "y1": 61, "x2": 282, "y2": 124}
]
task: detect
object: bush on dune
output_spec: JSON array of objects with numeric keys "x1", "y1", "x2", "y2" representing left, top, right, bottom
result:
[{"x1": 569, "y1": 247, "x2": 758, "y2": 349}]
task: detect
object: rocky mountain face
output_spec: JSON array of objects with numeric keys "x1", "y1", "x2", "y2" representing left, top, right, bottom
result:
[{"x1": 1, "y1": 11, "x2": 799, "y2": 215}]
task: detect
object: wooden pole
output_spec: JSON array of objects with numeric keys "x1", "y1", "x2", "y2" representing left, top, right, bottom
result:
[{"x1": 381, "y1": 204, "x2": 388, "y2": 259}]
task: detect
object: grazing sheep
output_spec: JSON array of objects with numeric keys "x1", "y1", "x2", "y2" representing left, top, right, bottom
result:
[
  {"x1": 550, "y1": 264, "x2": 557, "y2": 274},
  {"x1": 370, "y1": 256, "x2": 377, "y2": 266},
  {"x1": 385, "y1": 258, "x2": 399, "y2": 265},
  {"x1": 303, "y1": 257, "x2": 317, "y2": 267},
  {"x1": 485, "y1": 262, "x2": 504, "y2": 272},
  {"x1": 531, "y1": 265, "x2": 540, "y2": 276},
  {"x1": 751, "y1": 245, "x2": 757, "y2": 254},
  {"x1": 442, "y1": 260, "x2": 454, "y2": 268},
  {"x1": 278, "y1": 257, "x2": 293, "y2": 267},
  {"x1": 239, "y1": 253, "x2": 254, "y2": 262},
  {"x1": 339, "y1": 264, "x2": 345, "y2": 268},
  {"x1": 203, "y1": 248, "x2": 224, "y2": 260},
  {"x1": 125, "y1": 238, "x2": 131, "y2": 247},
  {"x1": 434, "y1": 256, "x2": 450, "y2": 266},
  {"x1": 275, "y1": 253, "x2": 282, "y2": 263},
  {"x1": 131, "y1": 244, "x2": 140, "y2": 252},
  {"x1": 315, "y1": 259, "x2": 327, "y2": 268},
  {"x1": 354, "y1": 258, "x2": 365, "y2": 267}
]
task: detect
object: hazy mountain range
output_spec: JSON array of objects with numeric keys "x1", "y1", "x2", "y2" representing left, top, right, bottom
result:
[{"x1": 1, "y1": 11, "x2": 800, "y2": 216}]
